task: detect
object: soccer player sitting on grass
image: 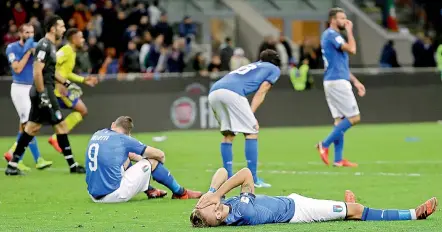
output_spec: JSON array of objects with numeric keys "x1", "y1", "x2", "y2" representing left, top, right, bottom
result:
[
  {"x1": 190, "y1": 168, "x2": 437, "y2": 227},
  {"x1": 85, "y1": 116, "x2": 202, "y2": 203}
]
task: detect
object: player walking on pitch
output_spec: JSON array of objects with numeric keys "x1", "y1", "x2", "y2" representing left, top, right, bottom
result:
[
  {"x1": 316, "y1": 8, "x2": 366, "y2": 167},
  {"x1": 48, "y1": 28, "x2": 98, "y2": 153},
  {"x1": 5, "y1": 15, "x2": 86, "y2": 176},
  {"x1": 85, "y1": 116, "x2": 202, "y2": 203},
  {"x1": 208, "y1": 49, "x2": 281, "y2": 188},
  {"x1": 190, "y1": 167, "x2": 437, "y2": 227},
  {"x1": 4, "y1": 23, "x2": 52, "y2": 171}
]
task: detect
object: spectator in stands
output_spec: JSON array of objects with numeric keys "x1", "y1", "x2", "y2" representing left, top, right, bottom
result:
[
  {"x1": 123, "y1": 40, "x2": 141, "y2": 73},
  {"x1": 279, "y1": 34, "x2": 293, "y2": 64},
  {"x1": 230, "y1": 48, "x2": 250, "y2": 71},
  {"x1": 193, "y1": 52, "x2": 209, "y2": 77},
  {"x1": 72, "y1": 3, "x2": 91, "y2": 31},
  {"x1": 413, "y1": 33, "x2": 436, "y2": 67},
  {"x1": 148, "y1": 0, "x2": 162, "y2": 26},
  {"x1": 179, "y1": 16, "x2": 197, "y2": 52},
  {"x1": 154, "y1": 45, "x2": 169, "y2": 73},
  {"x1": 138, "y1": 15, "x2": 155, "y2": 38},
  {"x1": 100, "y1": 0, "x2": 118, "y2": 49},
  {"x1": 140, "y1": 31, "x2": 153, "y2": 72},
  {"x1": 29, "y1": 0, "x2": 44, "y2": 21},
  {"x1": 118, "y1": 0, "x2": 131, "y2": 13},
  {"x1": 208, "y1": 54, "x2": 222, "y2": 72},
  {"x1": 99, "y1": 47, "x2": 119, "y2": 75},
  {"x1": 167, "y1": 39, "x2": 186, "y2": 73},
  {"x1": 257, "y1": 35, "x2": 277, "y2": 59},
  {"x1": 379, "y1": 40, "x2": 400, "y2": 68},
  {"x1": 155, "y1": 12, "x2": 174, "y2": 46},
  {"x1": 3, "y1": 24, "x2": 19, "y2": 46},
  {"x1": 220, "y1": 37, "x2": 234, "y2": 71},
  {"x1": 58, "y1": 0, "x2": 75, "y2": 23},
  {"x1": 67, "y1": 17, "x2": 77, "y2": 30},
  {"x1": 85, "y1": 14, "x2": 103, "y2": 40},
  {"x1": 412, "y1": 32, "x2": 426, "y2": 67},
  {"x1": 75, "y1": 44, "x2": 92, "y2": 75},
  {"x1": 128, "y1": 2, "x2": 147, "y2": 26},
  {"x1": 146, "y1": 34, "x2": 164, "y2": 70},
  {"x1": 299, "y1": 38, "x2": 321, "y2": 69},
  {"x1": 12, "y1": 1, "x2": 27, "y2": 27},
  {"x1": 124, "y1": 24, "x2": 139, "y2": 45},
  {"x1": 29, "y1": 16, "x2": 43, "y2": 41},
  {"x1": 421, "y1": 36, "x2": 437, "y2": 67},
  {"x1": 88, "y1": 36, "x2": 104, "y2": 74}
]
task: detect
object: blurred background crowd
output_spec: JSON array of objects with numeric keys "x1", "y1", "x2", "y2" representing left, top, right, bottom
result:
[{"x1": 0, "y1": 0, "x2": 441, "y2": 81}]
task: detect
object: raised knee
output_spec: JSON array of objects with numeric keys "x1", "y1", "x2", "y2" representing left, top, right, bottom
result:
[{"x1": 346, "y1": 203, "x2": 364, "y2": 220}]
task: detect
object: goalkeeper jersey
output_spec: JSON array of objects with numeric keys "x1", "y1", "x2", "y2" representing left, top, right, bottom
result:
[{"x1": 56, "y1": 44, "x2": 84, "y2": 83}]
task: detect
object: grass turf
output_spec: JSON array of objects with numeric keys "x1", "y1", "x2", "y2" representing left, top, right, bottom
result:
[{"x1": 0, "y1": 123, "x2": 441, "y2": 232}]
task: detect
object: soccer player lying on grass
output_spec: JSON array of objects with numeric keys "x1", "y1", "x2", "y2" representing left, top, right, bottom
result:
[
  {"x1": 85, "y1": 116, "x2": 202, "y2": 203},
  {"x1": 190, "y1": 168, "x2": 437, "y2": 227}
]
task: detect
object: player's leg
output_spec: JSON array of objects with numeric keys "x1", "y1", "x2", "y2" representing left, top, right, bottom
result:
[
  {"x1": 148, "y1": 159, "x2": 202, "y2": 199},
  {"x1": 53, "y1": 121, "x2": 85, "y2": 173},
  {"x1": 221, "y1": 132, "x2": 235, "y2": 178}
]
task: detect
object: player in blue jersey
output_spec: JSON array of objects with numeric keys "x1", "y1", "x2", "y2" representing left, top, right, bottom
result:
[
  {"x1": 4, "y1": 23, "x2": 52, "y2": 171},
  {"x1": 85, "y1": 116, "x2": 202, "y2": 203},
  {"x1": 190, "y1": 167, "x2": 437, "y2": 227},
  {"x1": 208, "y1": 49, "x2": 281, "y2": 188},
  {"x1": 316, "y1": 8, "x2": 366, "y2": 167}
]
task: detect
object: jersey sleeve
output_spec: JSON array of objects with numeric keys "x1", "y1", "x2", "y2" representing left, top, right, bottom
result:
[
  {"x1": 265, "y1": 65, "x2": 281, "y2": 84},
  {"x1": 329, "y1": 32, "x2": 345, "y2": 50},
  {"x1": 6, "y1": 45, "x2": 18, "y2": 64},
  {"x1": 57, "y1": 47, "x2": 85, "y2": 83},
  {"x1": 236, "y1": 193, "x2": 257, "y2": 224},
  {"x1": 122, "y1": 135, "x2": 147, "y2": 155},
  {"x1": 35, "y1": 41, "x2": 50, "y2": 63}
]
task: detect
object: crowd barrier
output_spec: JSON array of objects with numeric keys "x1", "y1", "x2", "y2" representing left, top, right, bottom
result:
[{"x1": 0, "y1": 68, "x2": 441, "y2": 136}]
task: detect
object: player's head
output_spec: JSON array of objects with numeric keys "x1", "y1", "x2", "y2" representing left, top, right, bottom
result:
[
  {"x1": 259, "y1": 49, "x2": 281, "y2": 67},
  {"x1": 18, "y1": 23, "x2": 34, "y2": 42},
  {"x1": 190, "y1": 204, "x2": 227, "y2": 228},
  {"x1": 328, "y1": 7, "x2": 347, "y2": 30},
  {"x1": 111, "y1": 116, "x2": 134, "y2": 135},
  {"x1": 66, "y1": 28, "x2": 85, "y2": 49},
  {"x1": 45, "y1": 14, "x2": 66, "y2": 40}
]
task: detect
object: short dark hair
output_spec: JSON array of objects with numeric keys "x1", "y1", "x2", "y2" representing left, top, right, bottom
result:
[
  {"x1": 114, "y1": 116, "x2": 134, "y2": 135},
  {"x1": 190, "y1": 210, "x2": 209, "y2": 228},
  {"x1": 65, "y1": 28, "x2": 80, "y2": 42},
  {"x1": 18, "y1": 23, "x2": 32, "y2": 33},
  {"x1": 328, "y1": 7, "x2": 345, "y2": 20},
  {"x1": 45, "y1": 15, "x2": 62, "y2": 33},
  {"x1": 259, "y1": 49, "x2": 280, "y2": 67}
]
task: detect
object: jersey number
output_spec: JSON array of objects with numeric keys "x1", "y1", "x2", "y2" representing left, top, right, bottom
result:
[
  {"x1": 230, "y1": 64, "x2": 257, "y2": 75},
  {"x1": 321, "y1": 49, "x2": 329, "y2": 71},
  {"x1": 88, "y1": 143, "x2": 99, "y2": 172}
]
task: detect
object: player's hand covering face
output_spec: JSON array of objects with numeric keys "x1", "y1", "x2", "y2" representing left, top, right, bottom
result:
[{"x1": 196, "y1": 192, "x2": 221, "y2": 209}]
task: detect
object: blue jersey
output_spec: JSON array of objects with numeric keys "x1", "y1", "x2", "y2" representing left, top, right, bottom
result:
[
  {"x1": 321, "y1": 28, "x2": 350, "y2": 81},
  {"x1": 223, "y1": 193, "x2": 295, "y2": 226},
  {"x1": 6, "y1": 41, "x2": 34, "y2": 85},
  {"x1": 210, "y1": 61, "x2": 280, "y2": 96},
  {"x1": 85, "y1": 129, "x2": 147, "y2": 197}
]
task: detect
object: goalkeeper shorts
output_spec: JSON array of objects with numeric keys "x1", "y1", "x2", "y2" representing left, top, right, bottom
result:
[{"x1": 54, "y1": 88, "x2": 80, "y2": 109}]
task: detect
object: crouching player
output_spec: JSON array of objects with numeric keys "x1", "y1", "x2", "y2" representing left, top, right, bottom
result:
[
  {"x1": 86, "y1": 116, "x2": 202, "y2": 203},
  {"x1": 190, "y1": 168, "x2": 437, "y2": 227}
]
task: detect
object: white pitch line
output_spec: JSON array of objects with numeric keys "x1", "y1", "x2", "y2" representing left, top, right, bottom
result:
[
  {"x1": 225, "y1": 160, "x2": 442, "y2": 167},
  {"x1": 205, "y1": 169, "x2": 429, "y2": 177}
]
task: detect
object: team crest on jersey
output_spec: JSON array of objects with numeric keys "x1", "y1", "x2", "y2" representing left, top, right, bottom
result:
[
  {"x1": 8, "y1": 53, "x2": 15, "y2": 63},
  {"x1": 170, "y1": 97, "x2": 196, "y2": 129},
  {"x1": 55, "y1": 110, "x2": 62, "y2": 120},
  {"x1": 333, "y1": 205, "x2": 343, "y2": 213},
  {"x1": 142, "y1": 165, "x2": 150, "y2": 173}
]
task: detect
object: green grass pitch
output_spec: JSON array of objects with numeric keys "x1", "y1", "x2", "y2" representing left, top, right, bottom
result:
[{"x1": 0, "y1": 123, "x2": 441, "y2": 232}]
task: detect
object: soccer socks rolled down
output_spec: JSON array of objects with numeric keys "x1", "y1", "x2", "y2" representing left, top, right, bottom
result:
[
  {"x1": 220, "y1": 143, "x2": 233, "y2": 178},
  {"x1": 151, "y1": 163, "x2": 185, "y2": 195},
  {"x1": 56, "y1": 134, "x2": 77, "y2": 168},
  {"x1": 333, "y1": 134, "x2": 344, "y2": 163},
  {"x1": 28, "y1": 137, "x2": 41, "y2": 163},
  {"x1": 245, "y1": 139, "x2": 258, "y2": 183},
  {"x1": 9, "y1": 132, "x2": 34, "y2": 166},
  {"x1": 51, "y1": 112, "x2": 83, "y2": 140},
  {"x1": 322, "y1": 118, "x2": 352, "y2": 148},
  {"x1": 362, "y1": 207, "x2": 416, "y2": 221}
]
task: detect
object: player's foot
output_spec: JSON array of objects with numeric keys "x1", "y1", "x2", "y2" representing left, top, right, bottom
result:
[
  {"x1": 415, "y1": 197, "x2": 438, "y2": 220},
  {"x1": 334, "y1": 159, "x2": 358, "y2": 167},
  {"x1": 145, "y1": 188, "x2": 168, "y2": 199},
  {"x1": 316, "y1": 142, "x2": 329, "y2": 165},
  {"x1": 36, "y1": 157, "x2": 53, "y2": 170},
  {"x1": 5, "y1": 166, "x2": 24, "y2": 176},
  {"x1": 70, "y1": 164, "x2": 86, "y2": 174},
  {"x1": 172, "y1": 189, "x2": 203, "y2": 199},
  {"x1": 17, "y1": 161, "x2": 31, "y2": 172},
  {"x1": 4, "y1": 151, "x2": 12, "y2": 162},
  {"x1": 345, "y1": 190, "x2": 356, "y2": 203},
  {"x1": 254, "y1": 178, "x2": 272, "y2": 188},
  {"x1": 48, "y1": 137, "x2": 62, "y2": 153}
]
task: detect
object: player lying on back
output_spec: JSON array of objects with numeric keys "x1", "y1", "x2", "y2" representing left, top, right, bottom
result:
[
  {"x1": 208, "y1": 49, "x2": 281, "y2": 188},
  {"x1": 190, "y1": 167, "x2": 437, "y2": 227},
  {"x1": 48, "y1": 28, "x2": 98, "y2": 153},
  {"x1": 317, "y1": 7, "x2": 366, "y2": 167},
  {"x1": 86, "y1": 116, "x2": 203, "y2": 203},
  {"x1": 4, "y1": 23, "x2": 52, "y2": 171}
]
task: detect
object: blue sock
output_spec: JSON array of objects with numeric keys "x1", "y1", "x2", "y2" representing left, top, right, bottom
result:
[
  {"x1": 362, "y1": 207, "x2": 415, "y2": 221},
  {"x1": 151, "y1": 163, "x2": 185, "y2": 195},
  {"x1": 322, "y1": 118, "x2": 352, "y2": 148},
  {"x1": 333, "y1": 134, "x2": 344, "y2": 163},
  {"x1": 245, "y1": 139, "x2": 258, "y2": 182},
  {"x1": 221, "y1": 143, "x2": 233, "y2": 178},
  {"x1": 28, "y1": 137, "x2": 41, "y2": 163}
]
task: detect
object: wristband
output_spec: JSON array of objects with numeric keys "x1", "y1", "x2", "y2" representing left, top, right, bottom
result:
[
  {"x1": 63, "y1": 80, "x2": 71, "y2": 87},
  {"x1": 208, "y1": 187, "x2": 216, "y2": 193}
]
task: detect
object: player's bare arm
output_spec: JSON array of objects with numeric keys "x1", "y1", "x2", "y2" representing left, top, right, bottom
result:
[
  {"x1": 33, "y1": 60, "x2": 45, "y2": 93},
  {"x1": 350, "y1": 73, "x2": 366, "y2": 97},
  {"x1": 11, "y1": 51, "x2": 32, "y2": 74},
  {"x1": 196, "y1": 168, "x2": 255, "y2": 209},
  {"x1": 340, "y1": 20, "x2": 357, "y2": 55},
  {"x1": 208, "y1": 168, "x2": 229, "y2": 192},
  {"x1": 142, "y1": 147, "x2": 165, "y2": 163},
  {"x1": 251, "y1": 81, "x2": 272, "y2": 113}
]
